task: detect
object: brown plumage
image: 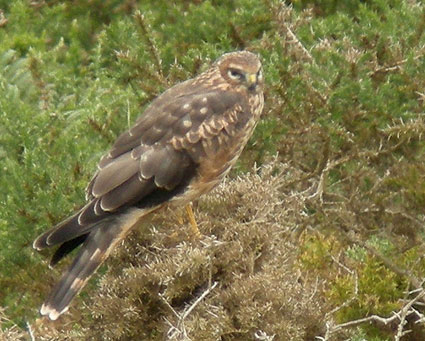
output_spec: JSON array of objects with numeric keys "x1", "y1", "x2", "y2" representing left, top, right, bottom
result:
[{"x1": 33, "y1": 51, "x2": 264, "y2": 320}]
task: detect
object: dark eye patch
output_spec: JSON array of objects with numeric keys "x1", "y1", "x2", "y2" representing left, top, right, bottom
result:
[{"x1": 228, "y1": 68, "x2": 245, "y2": 80}]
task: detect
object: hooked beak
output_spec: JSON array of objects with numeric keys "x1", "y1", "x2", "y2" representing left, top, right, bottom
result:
[{"x1": 247, "y1": 73, "x2": 258, "y2": 91}]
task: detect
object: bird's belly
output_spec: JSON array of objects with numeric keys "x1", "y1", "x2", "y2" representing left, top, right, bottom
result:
[{"x1": 171, "y1": 125, "x2": 255, "y2": 207}]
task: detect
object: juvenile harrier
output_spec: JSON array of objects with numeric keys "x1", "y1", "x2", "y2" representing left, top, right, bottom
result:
[{"x1": 34, "y1": 51, "x2": 264, "y2": 320}]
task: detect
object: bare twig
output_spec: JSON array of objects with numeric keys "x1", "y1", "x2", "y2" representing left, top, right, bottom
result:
[
  {"x1": 277, "y1": 4, "x2": 314, "y2": 63},
  {"x1": 319, "y1": 286, "x2": 425, "y2": 340},
  {"x1": 182, "y1": 282, "x2": 218, "y2": 321},
  {"x1": 27, "y1": 321, "x2": 35, "y2": 341},
  {"x1": 162, "y1": 282, "x2": 218, "y2": 340},
  {"x1": 369, "y1": 49, "x2": 425, "y2": 76},
  {"x1": 254, "y1": 330, "x2": 275, "y2": 340},
  {"x1": 134, "y1": 11, "x2": 165, "y2": 82}
]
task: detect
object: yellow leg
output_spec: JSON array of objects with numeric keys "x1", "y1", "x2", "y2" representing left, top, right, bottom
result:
[{"x1": 185, "y1": 203, "x2": 201, "y2": 238}]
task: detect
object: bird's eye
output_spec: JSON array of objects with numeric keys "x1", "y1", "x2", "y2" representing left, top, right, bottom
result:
[{"x1": 228, "y1": 69, "x2": 244, "y2": 80}]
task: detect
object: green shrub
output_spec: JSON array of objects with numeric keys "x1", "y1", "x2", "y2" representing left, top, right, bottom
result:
[{"x1": 1, "y1": 0, "x2": 425, "y2": 339}]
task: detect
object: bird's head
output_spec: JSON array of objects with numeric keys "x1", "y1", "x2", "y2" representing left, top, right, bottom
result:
[{"x1": 217, "y1": 51, "x2": 264, "y2": 93}]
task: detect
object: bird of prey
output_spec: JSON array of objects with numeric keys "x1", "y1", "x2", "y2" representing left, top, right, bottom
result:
[{"x1": 33, "y1": 51, "x2": 264, "y2": 320}]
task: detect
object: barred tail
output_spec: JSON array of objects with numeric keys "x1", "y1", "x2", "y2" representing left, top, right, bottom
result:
[{"x1": 39, "y1": 208, "x2": 150, "y2": 320}]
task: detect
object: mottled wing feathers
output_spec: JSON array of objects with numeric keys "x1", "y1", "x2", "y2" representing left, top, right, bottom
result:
[
  {"x1": 98, "y1": 89, "x2": 241, "y2": 166},
  {"x1": 34, "y1": 89, "x2": 238, "y2": 254},
  {"x1": 92, "y1": 152, "x2": 141, "y2": 197},
  {"x1": 85, "y1": 89, "x2": 241, "y2": 207},
  {"x1": 33, "y1": 150, "x2": 188, "y2": 253}
]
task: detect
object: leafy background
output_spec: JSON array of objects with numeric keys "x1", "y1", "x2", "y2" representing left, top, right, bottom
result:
[{"x1": 1, "y1": 0, "x2": 425, "y2": 340}]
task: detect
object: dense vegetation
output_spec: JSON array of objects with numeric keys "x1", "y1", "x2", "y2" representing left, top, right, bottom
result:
[{"x1": 1, "y1": 0, "x2": 425, "y2": 339}]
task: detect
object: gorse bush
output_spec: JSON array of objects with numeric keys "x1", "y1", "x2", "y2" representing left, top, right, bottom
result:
[{"x1": 1, "y1": 0, "x2": 425, "y2": 340}]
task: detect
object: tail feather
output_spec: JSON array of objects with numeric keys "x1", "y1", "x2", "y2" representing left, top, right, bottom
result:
[
  {"x1": 33, "y1": 211, "x2": 81, "y2": 250},
  {"x1": 33, "y1": 201, "x2": 108, "y2": 250},
  {"x1": 38, "y1": 207, "x2": 154, "y2": 320},
  {"x1": 49, "y1": 234, "x2": 88, "y2": 268}
]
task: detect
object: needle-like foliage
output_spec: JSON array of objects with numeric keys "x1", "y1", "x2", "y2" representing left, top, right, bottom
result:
[{"x1": 1, "y1": 0, "x2": 425, "y2": 339}]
